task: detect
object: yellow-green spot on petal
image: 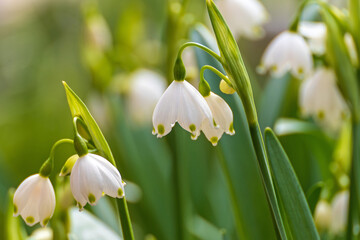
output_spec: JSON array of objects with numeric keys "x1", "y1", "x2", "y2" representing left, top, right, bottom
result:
[
  {"x1": 298, "y1": 67, "x2": 304, "y2": 74},
  {"x1": 271, "y1": 65, "x2": 278, "y2": 72},
  {"x1": 210, "y1": 137, "x2": 218, "y2": 145},
  {"x1": 14, "y1": 204, "x2": 18, "y2": 214},
  {"x1": 189, "y1": 124, "x2": 196, "y2": 132},
  {"x1": 152, "y1": 127, "x2": 155, "y2": 133},
  {"x1": 118, "y1": 188, "x2": 124, "y2": 196},
  {"x1": 77, "y1": 202, "x2": 83, "y2": 209},
  {"x1": 213, "y1": 119, "x2": 217, "y2": 127},
  {"x1": 318, "y1": 110, "x2": 325, "y2": 120},
  {"x1": 157, "y1": 124, "x2": 165, "y2": 135},
  {"x1": 229, "y1": 122, "x2": 234, "y2": 133},
  {"x1": 88, "y1": 193, "x2": 96, "y2": 204},
  {"x1": 42, "y1": 217, "x2": 50, "y2": 226},
  {"x1": 26, "y1": 216, "x2": 35, "y2": 224}
]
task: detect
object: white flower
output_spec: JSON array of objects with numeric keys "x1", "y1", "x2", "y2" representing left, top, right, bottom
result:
[
  {"x1": 259, "y1": 31, "x2": 313, "y2": 78},
  {"x1": 152, "y1": 80, "x2": 213, "y2": 140},
  {"x1": 70, "y1": 153, "x2": 125, "y2": 210},
  {"x1": 218, "y1": 0, "x2": 268, "y2": 39},
  {"x1": 299, "y1": 21, "x2": 327, "y2": 55},
  {"x1": 13, "y1": 174, "x2": 55, "y2": 227},
  {"x1": 127, "y1": 69, "x2": 166, "y2": 124},
  {"x1": 330, "y1": 191, "x2": 349, "y2": 234},
  {"x1": 299, "y1": 68, "x2": 348, "y2": 131},
  {"x1": 202, "y1": 92, "x2": 235, "y2": 146},
  {"x1": 314, "y1": 200, "x2": 332, "y2": 231}
]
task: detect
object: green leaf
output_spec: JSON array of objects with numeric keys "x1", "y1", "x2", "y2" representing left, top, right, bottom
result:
[
  {"x1": 306, "y1": 182, "x2": 324, "y2": 215},
  {"x1": 188, "y1": 215, "x2": 225, "y2": 240},
  {"x1": 265, "y1": 128, "x2": 320, "y2": 240},
  {"x1": 62, "y1": 81, "x2": 115, "y2": 165}
]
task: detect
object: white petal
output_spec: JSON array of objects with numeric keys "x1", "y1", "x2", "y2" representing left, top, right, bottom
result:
[
  {"x1": 260, "y1": 31, "x2": 313, "y2": 78},
  {"x1": 298, "y1": 21, "x2": 327, "y2": 55},
  {"x1": 202, "y1": 120, "x2": 223, "y2": 146},
  {"x1": 205, "y1": 92, "x2": 234, "y2": 135}
]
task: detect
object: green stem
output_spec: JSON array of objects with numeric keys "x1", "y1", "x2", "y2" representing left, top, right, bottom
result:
[
  {"x1": 249, "y1": 122, "x2": 287, "y2": 240},
  {"x1": 216, "y1": 147, "x2": 247, "y2": 239},
  {"x1": 178, "y1": 42, "x2": 224, "y2": 64},
  {"x1": 117, "y1": 197, "x2": 134, "y2": 240},
  {"x1": 200, "y1": 65, "x2": 232, "y2": 87},
  {"x1": 39, "y1": 138, "x2": 74, "y2": 177},
  {"x1": 289, "y1": 0, "x2": 313, "y2": 31}
]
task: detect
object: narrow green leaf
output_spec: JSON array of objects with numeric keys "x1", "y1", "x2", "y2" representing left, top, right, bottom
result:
[
  {"x1": 306, "y1": 182, "x2": 324, "y2": 215},
  {"x1": 62, "y1": 81, "x2": 115, "y2": 164},
  {"x1": 188, "y1": 215, "x2": 225, "y2": 240},
  {"x1": 265, "y1": 128, "x2": 320, "y2": 240}
]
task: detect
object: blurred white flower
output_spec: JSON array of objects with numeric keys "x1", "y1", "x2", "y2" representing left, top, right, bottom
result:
[
  {"x1": 218, "y1": 0, "x2": 268, "y2": 39},
  {"x1": 202, "y1": 92, "x2": 235, "y2": 146},
  {"x1": 152, "y1": 80, "x2": 213, "y2": 140},
  {"x1": 299, "y1": 21, "x2": 327, "y2": 55},
  {"x1": 86, "y1": 15, "x2": 112, "y2": 51},
  {"x1": 0, "y1": 0, "x2": 45, "y2": 25},
  {"x1": 259, "y1": 31, "x2": 313, "y2": 78},
  {"x1": 344, "y1": 33, "x2": 359, "y2": 67},
  {"x1": 127, "y1": 70, "x2": 166, "y2": 124},
  {"x1": 314, "y1": 200, "x2": 332, "y2": 231},
  {"x1": 330, "y1": 191, "x2": 349, "y2": 234},
  {"x1": 299, "y1": 68, "x2": 348, "y2": 131},
  {"x1": 13, "y1": 174, "x2": 55, "y2": 227},
  {"x1": 70, "y1": 153, "x2": 125, "y2": 210},
  {"x1": 30, "y1": 227, "x2": 53, "y2": 240}
]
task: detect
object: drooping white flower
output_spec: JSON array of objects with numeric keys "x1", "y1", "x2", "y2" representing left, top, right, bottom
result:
[
  {"x1": 259, "y1": 31, "x2": 313, "y2": 78},
  {"x1": 299, "y1": 21, "x2": 327, "y2": 55},
  {"x1": 299, "y1": 68, "x2": 348, "y2": 131},
  {"x1": 330, "y1": 191, "x2": 349, "y2": 234},
  {"x1": 70, "y1": 153, "x2": 125, "y2": 210},
  {"x1": 218, "y1": 0, "x2": 268, "y2": 39},
  {"x1": 202, "y1": 92, "x2": 235, "y2": 146},
  {"x1": 152, "y1": 80, "x2": 213, "y2": 140},
  {"x1": 13, "y1": 174, "x2": 56, "y2": 227},
  {"x1": 127, "y1": 69, "x2": 166, "y2": 124},
  {"x1": 314, "y1": 200, "x2": 332, "y2": 232}
]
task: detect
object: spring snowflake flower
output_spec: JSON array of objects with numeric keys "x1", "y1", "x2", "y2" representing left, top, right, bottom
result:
[
  {"x1": 13, "y1": 174, "x2": 56, "y2": 227},
  {"x1": 259, "y1": 31, "x2": 313, "y2": 78},
  {"x1": 127, "y1": 69, "x2": 166, "y2": 124},
  {"x1": 218, "y1": 0, "x2": 268, "y2": 39},
  {"x1": 152, "y1": 80, "x2": 213, "y2": 139},
  {"x1": 314, "y1": 200, "x2": 332, "y2": 231},
  {"x1": 299, "y1": 21, "x2": 327, "y2": 55},
  {"x1": 299, "y1": 68, "x2": 348, "y2": 131},
  {"x1": 330, "y1": 191, "x2": 349, "y2": 234},
  {"x1": 70, "y1": 153, "x2": 125, "y2": 210},
  {"x1": 202, "y1": 92, "x2": 235, "y2": 146}
]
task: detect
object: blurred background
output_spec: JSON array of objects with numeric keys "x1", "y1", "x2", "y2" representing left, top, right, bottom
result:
[{"x1": 0, "y1": 0, "x2": 350, "y2": 239}]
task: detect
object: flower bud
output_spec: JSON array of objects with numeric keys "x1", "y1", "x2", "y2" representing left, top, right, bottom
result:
[
  {"x1": 60, "y1": 154, "x2": 79, "y2": 177},
  {"x1": 219, "y1": 79, "x2": 235, "y2": 94}
]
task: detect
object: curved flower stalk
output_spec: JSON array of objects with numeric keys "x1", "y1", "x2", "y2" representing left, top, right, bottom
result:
[
  {"x1": 70, "y1": 153, "x2": 125, "y2": 210},
  {"x1": 259, "y1": 31, "x2": 313, "y2": 79},
  {"x1": 127, "y1": 69, "x2": 166, "y2": 124},
  {"x1": 202, "y1": 92, "x2": 235, "y2": 146},
  {"x1": 217, "y1": 0, "x2": 268, "y2": 39},
  {"x1": 299, "y1": 68, "x2": 348, "y2": 131},
  {"x1": 299, "y1": 21, "x2": 327, "y2": 55},
  {"x1": 152, "y1": 80, "x2": 213, "y2": 140},
  {"x1": 13, "y1": 174, "x2": 56, "y2": 227}
]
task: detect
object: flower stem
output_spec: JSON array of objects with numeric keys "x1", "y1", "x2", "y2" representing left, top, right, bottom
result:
[
  {"x1": 116, "y1": 197, "x2": 134, "y2": 240},
  {"x1": 200, "y1": 65, "x2": 232, "y2": 86},
  {"x1": 216, "y1": 147, "x2": 247, "y2": 239},
  {"x1": 39, "y1": 138, "x2": 74, "y2": 177},
  {"x1": 178, "y1": 42, "x2": 223, "y2": 64},
  {"x1": 249, "y1": 122, "x2": 287, "y2": 240}
]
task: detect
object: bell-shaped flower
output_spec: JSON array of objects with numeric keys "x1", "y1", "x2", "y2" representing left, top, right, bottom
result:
[
  {"x1": 314, "y1": 200, "x2": 332, "y2": 232},
  {"x1": 298, "y1": 21, "x2": 327, "y2": 55},
  {"x1": 218, "y1": 0, "x2": 268, "y2": 39},
  {"x1": 152, "y1": 80, "x2": 213, "y2": 140},
  {"x1": 70, "y1": 153, "x2": 125, "y2": 210},
  {"x1": 127, "y1": 69, "x2": 166, "y2": 124},
  {"x1": 202, "y1": 92, "x2": 235, "y2": 146},
  {"x1": 330, "y1": 191, "x2": 349, "y2": 235},
  {"x1": 259, "y1": 31, "x2": 313, "y2": 78},
  {"x1": 13, "y1": 174, "x2": 56, "y2": 227},
  {"x1": 299, "y1": 68, "x2": 348, "y2": 131}
]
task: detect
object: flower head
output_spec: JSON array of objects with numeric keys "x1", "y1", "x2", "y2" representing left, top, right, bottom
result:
[
  {"x1": 13, "y1": 174, "x2": 56, "y2": 227},
  {"x1": 127, "y1": 69, "x2": 166, "y2": 124},
  {"x1": 152, "y1": 80, "x2": 213, "y2": 140},
  {"x1": 330, "y1": 191, "x2": 349, "y2": 234},
  {"x1": 70, "y1": 153, "x2": 125, "y2": 210},
  {"x1": 299, "y1": 68, "x2": 348, "y2": 131},
  {"x1": 218, "y1": 0, "x2": 268, "y2": 39},
  {"x1": 202, "y1": 92, "x2": 234, "y2": 146},
  {"x1": 299, "y1": 21, "x2": 327, "y2": 55},
  {"x1": 259, "y1": 31, "x2": 313, "y2": 78}
]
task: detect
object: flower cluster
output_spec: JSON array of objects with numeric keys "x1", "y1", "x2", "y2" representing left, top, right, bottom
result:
[{"x1": 152, "y1": 79, "x2": 234, "y2": 146}]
